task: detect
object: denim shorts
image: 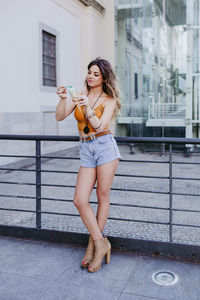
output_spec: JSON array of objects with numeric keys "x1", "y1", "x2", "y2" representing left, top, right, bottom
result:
[{"x1": 79, "y1": 133, "x2": 121, "y2": 168}]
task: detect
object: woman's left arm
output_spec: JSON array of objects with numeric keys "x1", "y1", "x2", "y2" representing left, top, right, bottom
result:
[{"x1": 85, "y1": 99, "x2": 116, "y2": 133}]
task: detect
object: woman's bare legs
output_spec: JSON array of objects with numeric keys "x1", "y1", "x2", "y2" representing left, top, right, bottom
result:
[
  {"x1": 73, "y1": 166, "x2": 103, "y2": 241},
  {"x1": 96, "y1": 159, "x2": 119, "y2": 233},
  {"x1": 87, "y1": 159, "x2": 119, "y2": 272}
]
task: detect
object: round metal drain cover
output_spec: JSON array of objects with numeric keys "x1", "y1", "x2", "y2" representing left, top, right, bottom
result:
[{"x1": 151, "y1": 271, "x2": 178, "y2": 286}]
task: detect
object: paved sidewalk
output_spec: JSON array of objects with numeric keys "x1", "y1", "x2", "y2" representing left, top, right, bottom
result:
[{"x1": 0, "y1": 236, "x2": 200, "y2": 300}]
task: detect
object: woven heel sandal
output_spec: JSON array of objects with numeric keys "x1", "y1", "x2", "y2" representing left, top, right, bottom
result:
[
  {"x1": 81, "y1": 235, "x2": 94, "y2": 268},
  {"x1": 88, "y1": 237, "x2": 111, "y2": 273}
]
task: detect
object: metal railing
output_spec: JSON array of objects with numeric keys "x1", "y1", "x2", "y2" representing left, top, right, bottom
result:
[
  {"x1": 117, "y1": 0, "x2": 142, "y2": 7},
  {"x1": 148, "y1": 103, "x2": 186, "y2": 119},
  {"x1": 120, "y1": 103, "x2": 143, "y2": 117},
  {"x1": 0, "y1": 134, "x2": 199, "y2": 246}
]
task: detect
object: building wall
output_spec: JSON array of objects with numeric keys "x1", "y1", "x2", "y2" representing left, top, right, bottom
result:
[
  {"x1": 0, "y1": 0, "x2": 116, "y2": 165},
  {"x1": 0, "y1": 0, "x2": 115, "y2": 134},
  {"x1": 0, "y1": 0, "x2": 80, "y2": 114},
  {"x1": 0, "y1": 0, "x2": 82, "y2": 139}
]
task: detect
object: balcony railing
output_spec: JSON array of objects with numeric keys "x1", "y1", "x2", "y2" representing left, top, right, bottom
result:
[
  {"x1": 148, "y1": 103, "x2": 186, "y2": 119},
  {"x1": 120, "y1": 103, "x2": 143, "y2": 117},
  {"x1": 117, "y1": 0, "x2": 142, "y2": 7},
  {"x1": 0, "y1": 134, "x2": 200, "y2": 259}
]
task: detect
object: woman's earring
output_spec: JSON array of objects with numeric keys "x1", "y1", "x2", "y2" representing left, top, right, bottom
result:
[{"x1": 103, "y1": 82, "x2": 106, "y2": 92}]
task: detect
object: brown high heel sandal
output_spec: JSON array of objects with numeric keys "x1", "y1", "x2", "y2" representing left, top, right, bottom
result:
[
  {"x1": 81, "y1": 235, "x2": 94, "y2": 268},
  {"x1": 88, "y1": 236, "x2": 111, "y2": 273}
]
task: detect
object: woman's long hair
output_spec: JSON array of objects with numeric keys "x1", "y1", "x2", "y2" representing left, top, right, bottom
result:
[{"x1": 85, "y1": 57, "x2": 121, "y2": 118}]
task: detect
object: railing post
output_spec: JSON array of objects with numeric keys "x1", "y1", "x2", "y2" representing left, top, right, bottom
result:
[
  {"x1": 148, "y1": 103, "x2": 150, "y2": 119},
  {"x1": 169, "y1": 143, "x2": 173, "y2": 242},
  {"x1": 161, "y1": 142, "x2": 166, "y2": 156},
  {"x1": 36, "y1": 140, "x2": 41, "y2": 228}
]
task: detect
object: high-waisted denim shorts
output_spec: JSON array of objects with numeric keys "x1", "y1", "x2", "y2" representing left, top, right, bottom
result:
[{"x1": 79, "y1": 133, "x2": 121, "y2": 168}]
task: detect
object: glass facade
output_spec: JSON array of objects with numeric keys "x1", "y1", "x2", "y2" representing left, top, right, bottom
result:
[{"x1": 115, "y1": 0, "x2": 200, "y2": 139}]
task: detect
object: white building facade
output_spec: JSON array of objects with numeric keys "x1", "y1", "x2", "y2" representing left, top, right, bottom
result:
[{"x1": 0, "y1": 0, "x2": 115, "y2": 137}]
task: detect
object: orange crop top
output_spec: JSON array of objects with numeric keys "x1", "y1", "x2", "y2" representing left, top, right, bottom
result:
[{"x1": 74, "y1": 102, "x2": 109, "y2": 133}]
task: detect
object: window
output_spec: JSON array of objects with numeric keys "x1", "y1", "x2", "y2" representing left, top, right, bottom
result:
[
  {"x1": 134, "y1": 73, "x2": 138, "y2": 99},
  {"x1": 42, "y1": 30, "x2": 56, "y2": 87}
]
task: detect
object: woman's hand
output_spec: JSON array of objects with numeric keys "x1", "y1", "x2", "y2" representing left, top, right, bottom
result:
[
  {"x1": 56, "y1": 86, "x2": 67, "y2": 99},
  {"x1": 73, "y1": 95, "x2": 89, "y2": 107}
]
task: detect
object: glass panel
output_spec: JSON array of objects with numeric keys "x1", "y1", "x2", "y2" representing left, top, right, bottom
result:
[
  {"x1": 115, "y1": 0, "x2": 189, "y2": 138},
  {"x1": 193, "y1": 0, "x2": 200, "y2": 26},
  {"x1": 193, "y1": 76, "x2": 200, "y2": 120},
  {"x1": 193, "y1": 29, "x2": 200, "y2": 73}
]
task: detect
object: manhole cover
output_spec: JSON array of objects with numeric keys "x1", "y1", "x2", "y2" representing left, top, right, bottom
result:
[{"x1": 151, "y1": 271, "x2": 179, "y2": 286}]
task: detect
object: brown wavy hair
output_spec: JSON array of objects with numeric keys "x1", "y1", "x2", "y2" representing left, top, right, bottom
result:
[{"x1": 85, "y1": 57, "x2": 121, "y2": 118}]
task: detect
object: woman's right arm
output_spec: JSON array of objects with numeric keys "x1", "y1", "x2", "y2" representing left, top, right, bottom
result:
[{"x1": 55, "y1": 86, "x2": 76, "y2": 121}]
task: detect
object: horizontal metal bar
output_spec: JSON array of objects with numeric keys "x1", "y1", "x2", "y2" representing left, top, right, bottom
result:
[
  {"x1": 0, "y1": 134, "x2": 199, "y2": 144},
  {"x1": 173, "y1": 192, "x2": 200, "y2": 197},
  {"x1": 0, "y1": 207, "x2": 35, "y2": 213},
  {"x1": 41, "y1": 183, "x2": 75, "y2": 188},
  {"x1": 116, "y1": 137, "x2": 200, "y2": 145},
  {"x1": 0, "y1": 154, "x2": 35, "y2": 158},
  {"x1": 0, "y1": 194, "x2": 195, "y2": 212},
  {"x1": 41, "y1": 210, "x2": 169, "y2": 225},
  {"x1": 0, "y1": 195, "x2": 169, "y2": 211},
  {"x1": 115, "y1": 174, "x2": 169, "y2": 179},
  {"x1": 1, "y1": 211, "x2": 198, "y2": 229},
  {"x1": 42, "y1": 157, "x2": 169, "y2": 164},
  {"x1": 40, "y1": 183, "x2": 169, "y2": 194},
  {"x1": 172, "y1": 223, "x2": 200, "y2": 229},
  {"x1": 41, "y1": 211, "x2": 79, "y2": 217},
  {"x1": 172, "y1": 161, "x2": 200, "y2": 165},
  {"x1": 0, "y1": 134, "x2": 79, "y2": 142},
  {"x1": 172, "y1": 177, "x2": 200, "y2": 181},
  {"x1": 1, "y1": 169, "x2": 198, "y2": 181},
  {"x1": 107, "y1": 216, "x2": 169, "y2": 225},
  {"x1": 120, "y1": 159, "x2": 169, "y2": 164},
  {"x1": 109, "y1": 202, "x2": 169, "y2": 210},
  {"x1": 82, "y1": 200, "x2": 169, "y2": 210},
  {"x1": 41, "y1": 157, "x2": 169, "y2": 164},
  {"x1": 43, "y1": 158, "x2": 199, "y2": 166},
  {"x1": 0, "y1": 168, "x2": 36, "y2": 172},
  {"x1": 41, "y1": 169, "x2": 169, "y2": 180},
  {"x1": 109, "y1": 187, "x2": 170, "y2": 195},
  {"x1": 42, "y1": 197, "x2": 73, "y2": 203},
  {"x1": 0, "y1": 181, "x2": 35, "y2": 186},
  {"x1": 16, "y1": 196, "x2": 168, "y2": 211},
  {"x1": 172, "y1": 208, "x2": 200, "y2": 213},
  {"x1": 41, "y1": 170, "x2": 78, "y2": 174},
  {"x1": 4, "y1": 194, "x2": 197, "y2": 212},
  {"x1": 41, "y1": 156, "x2": 79, "y2": 160},
  {"x1": 0, "y1": 194, "x2": 35, "y2": 200}
]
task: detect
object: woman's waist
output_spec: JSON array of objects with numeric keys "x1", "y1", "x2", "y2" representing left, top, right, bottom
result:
[{"x1": 79, "y1": 129, "x2": 110, "y2": 140}]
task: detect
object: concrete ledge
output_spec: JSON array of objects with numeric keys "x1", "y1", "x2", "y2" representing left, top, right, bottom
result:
[
  {"x1": 78, "y1": 0, "x2": 105, "y2": 14},
  {"x1": 0, "y1": 224, "x2": 200, "y2": 263},
  {"x1": 146, "y1": 119, "x2": 185, "y2": 127}
]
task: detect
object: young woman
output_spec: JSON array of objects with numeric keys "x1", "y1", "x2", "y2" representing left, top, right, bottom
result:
[{"x1": 55, "y1": 57, "x2": 121, "y2": 272}]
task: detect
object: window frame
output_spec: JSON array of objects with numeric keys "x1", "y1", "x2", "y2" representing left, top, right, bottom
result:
[
  {"x1": 134, "y1": 73, "x2": 138, "y2": 99},
  {"x1": 39, "y1": 23, "x2": 60, "y2": 93}
]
